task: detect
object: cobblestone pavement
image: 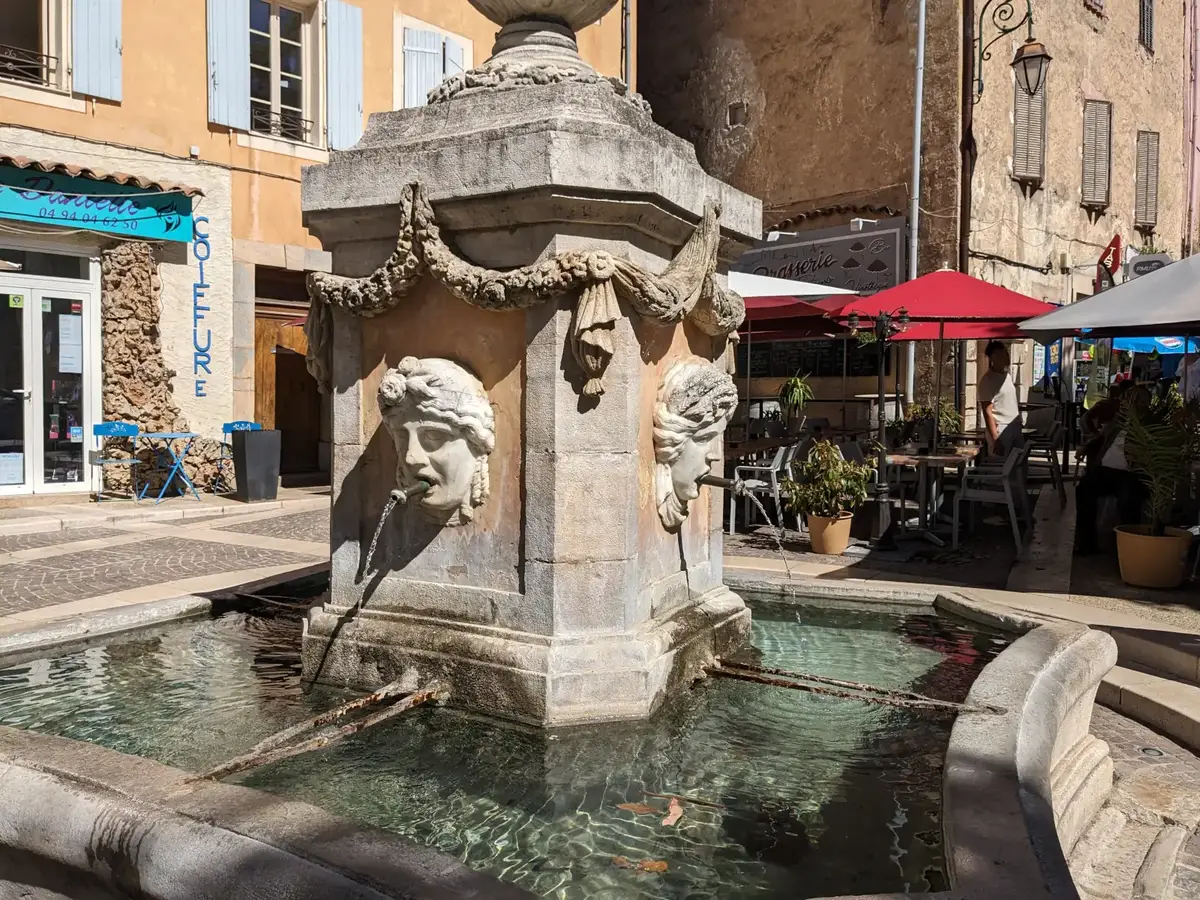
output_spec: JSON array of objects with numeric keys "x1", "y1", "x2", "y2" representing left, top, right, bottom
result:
[
  {"x1": 1082, "y1": 704, "x2": 1200, "y2": 899},
  {"x1": 0, "y1": 537, "x2": 315, "y2": 616},
  {"x1": 216, "y1": 509, "x2": 329, "y2": 544},
  {"x1": 0, "y1": 527, "x2": 129, "y2": 554}
]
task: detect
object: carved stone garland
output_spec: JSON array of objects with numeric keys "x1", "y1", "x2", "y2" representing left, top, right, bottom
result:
[{"x1": 305, "y1": 182, "x2": 745, "y2": 399}]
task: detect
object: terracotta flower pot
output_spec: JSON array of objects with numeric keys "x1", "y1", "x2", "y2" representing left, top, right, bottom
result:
[
  {"x1": 809, "y1": 512, "x2": 854, "y2": 555},
  {"x1": 1114, "y1": 525, "x2": 1193, "y2": 589}
]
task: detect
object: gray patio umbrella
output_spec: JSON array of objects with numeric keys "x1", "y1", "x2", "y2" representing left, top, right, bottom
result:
[{"x1": 1020, "y1": 255, "x2": 1200, "y2": 341}]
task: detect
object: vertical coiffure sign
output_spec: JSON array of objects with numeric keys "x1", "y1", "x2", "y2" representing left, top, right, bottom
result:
[
  {"x1": 733, "y1": 216, "x2": 908, "y2": 294},
  {"x1": 191, "y1": 216, "x2": 212, "y2": 397}
]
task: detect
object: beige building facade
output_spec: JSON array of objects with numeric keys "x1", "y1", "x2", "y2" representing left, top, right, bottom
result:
[{"x1": 0, "y1": 0, "x2": 632, "y2": 497}]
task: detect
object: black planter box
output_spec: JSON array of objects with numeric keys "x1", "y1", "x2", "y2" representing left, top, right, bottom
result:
[{"x1": 232, "y1": 429, "x2": 281, "y2": 502}]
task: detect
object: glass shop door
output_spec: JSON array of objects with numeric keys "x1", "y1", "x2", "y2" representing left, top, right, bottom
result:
[{"x1": 0, "y1": 281, "x2": 94, "y2": 494}]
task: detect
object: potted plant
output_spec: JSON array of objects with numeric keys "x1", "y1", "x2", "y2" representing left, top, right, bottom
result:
[
  {"x1": 777, "y1": 371, "x2": 814, "y2": 433},
  {"x1": 1115, "y1": 392, "x2": 1200, "y2": 588},
  {"x1": 781, "y1": 439, "x2": 874, "y2": 555}
]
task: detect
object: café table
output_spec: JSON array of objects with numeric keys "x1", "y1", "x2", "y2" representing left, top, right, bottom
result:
[
  {"x1": 886, "y1": 444, "x2": 981, "y2": 542},
  {"x1": 138, "y1": 432, "x2": 201, "y2": 504}
]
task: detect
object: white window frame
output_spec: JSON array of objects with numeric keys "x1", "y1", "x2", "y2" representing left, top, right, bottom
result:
[
  {"x1": 0, "y1": 0, "x2": 81, "y2": 111},
  {"x1": 249, "y1": 0, "x2": 323, "y2": 146},
  {"x1": 393, "y1": 14, "x2": 473, "y2": 111}
]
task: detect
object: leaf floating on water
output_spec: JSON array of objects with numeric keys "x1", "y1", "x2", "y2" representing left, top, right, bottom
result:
[
  {"x1": 617, "y1": 802, "x2": 658, "y2": 815},
  {"x1": 662, "y1": 797, "x2": 684, "y2": 826},
  {"x1": 611, "y1": 857, "x2": 669, "y2": 874}
]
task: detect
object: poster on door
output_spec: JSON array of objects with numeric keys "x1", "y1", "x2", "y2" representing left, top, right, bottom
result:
[
  {"x1": 0, "y1": 453, "x2": 22, "y2": 485},
  {"x1": 1085, "y1": 338, "x2": 1113, "y2": 410},
  {"x1": 58, "y1": 313, "x2": 82, "y2": 374}
]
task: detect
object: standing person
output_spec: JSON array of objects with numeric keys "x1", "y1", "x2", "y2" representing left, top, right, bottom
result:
[
  {"x1": 977, "y1": 341, "x2": 1024, "y2": 457},
  {"x1": 1074, "y1": 385, "x2": 1151, "y2": 556}
]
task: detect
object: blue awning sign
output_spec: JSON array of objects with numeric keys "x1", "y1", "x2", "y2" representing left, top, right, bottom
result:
[{"x1": 0, "y1": 165, "x2": 194, "y2": 243}]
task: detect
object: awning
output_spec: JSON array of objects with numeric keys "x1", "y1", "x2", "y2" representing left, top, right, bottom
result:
[
  {"x1": 0, "y1": 155, "x2": 201, "y2": 243},
  {"x1": 1020, "y1": 255, "x2": 1200, "y2": 341},
  {"x1": 729, "y1": 270, "x2": 856, "y2": 300}
]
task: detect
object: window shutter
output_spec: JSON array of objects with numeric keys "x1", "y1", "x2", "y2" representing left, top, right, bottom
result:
[
  {"x1": 326, "y1": 0, "x2": 364, "y2": 151},
  {"x1": 1140, "y1": 0, "x2": 1154, "y2": 51},
  {"x1": 444, "y1": 36, "x2": 466, "y2": 79},
  {"x1": 1012, "y1": 81, "x2": 1046, "y2": 184},
  {"x1": 1081, "y1": 100, "x2": 1112, "y2": 209},
  {"x1": 1135, "y1": 131, "x2": 1160, "y2": 227},
  {"x1": 403, "y1": 28, "x2": 441, "y2": 108},
  {"x1": 206, "y1": 0, "x2": 250, "y2": 130},
  {"x1": 72, "y1": 0, "x2": 123, "y2": 101}
]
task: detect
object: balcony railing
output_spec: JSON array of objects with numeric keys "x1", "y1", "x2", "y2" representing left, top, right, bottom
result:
[
  {"x1": 250, "y1": 106, "x2": 313, "y2": 144},
  {"x1": 0, "y1": 43, "x2": 56, "y2": 88}
]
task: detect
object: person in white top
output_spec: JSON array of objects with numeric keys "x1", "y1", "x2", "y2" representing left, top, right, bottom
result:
[
  {"x1": 977, "y1": 341, "x2": 1024, "y2": 456},
  {"x1": 1074, "y1": 384, "x2": 1151, "y2": 555}
]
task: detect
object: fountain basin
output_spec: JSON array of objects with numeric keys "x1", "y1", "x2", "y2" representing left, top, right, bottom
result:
[{"x1": 0, "y1": 589, "x2": 1010, "y2": 899}]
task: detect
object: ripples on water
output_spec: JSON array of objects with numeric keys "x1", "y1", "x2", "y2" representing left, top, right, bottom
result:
[{"x1": 0, "y1": 594, "x2": 1008, "y2": 899}]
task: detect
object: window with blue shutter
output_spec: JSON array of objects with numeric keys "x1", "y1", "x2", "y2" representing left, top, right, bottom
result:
[
  {"x1": 207, "y1": 0, "x2": 251, "y2": 130},
  {"x1": 444, "y1": 37, "x2": 465, "y2": 80},
  {"x1": 326, "y1": 0, "x2": 364, "y2": 150},
  {"x1": 403, "y1": 28, "x2": 441, "y2": 108},
  {"x1": 72, "y1": 0, "x2": 123, "y2": 101}
]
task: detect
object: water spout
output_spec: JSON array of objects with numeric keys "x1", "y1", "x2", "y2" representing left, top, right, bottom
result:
[
  {"x1": 363, "y1": 482, "x2": 430, "y2": 583},
  {"x1": 697, "y1": 473, "x2": 746, "y2": 494}
]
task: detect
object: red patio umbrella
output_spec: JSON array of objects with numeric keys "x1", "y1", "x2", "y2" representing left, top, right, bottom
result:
[{"x1": 742, "y1": 295, "x2": 838, "y2": 321}]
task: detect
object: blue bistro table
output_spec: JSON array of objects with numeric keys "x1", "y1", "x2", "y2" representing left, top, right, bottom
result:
[{"x1": 138, "y1": 432, "x2": 201, "y2": 503}]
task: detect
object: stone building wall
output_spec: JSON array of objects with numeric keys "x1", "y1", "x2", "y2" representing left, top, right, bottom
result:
[{"x1": 966, "y1": 1, "x2": 1188, "y2": 418}]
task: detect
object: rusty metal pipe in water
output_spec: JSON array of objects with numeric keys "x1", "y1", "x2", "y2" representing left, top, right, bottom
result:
[{"x1": 697, "y1": 474, "x2": 746, "y2": 494}]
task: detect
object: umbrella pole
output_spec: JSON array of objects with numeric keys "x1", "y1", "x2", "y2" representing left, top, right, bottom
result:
[
  {"x1": 933, "y1": 321, "x2": 945, "y2": 451},
  {"x1": 745, "y1": 320, "x2": 753, "y2": 432},
  {"x1": 841, "y1": 336, "x2": 848, "y2": 434}
]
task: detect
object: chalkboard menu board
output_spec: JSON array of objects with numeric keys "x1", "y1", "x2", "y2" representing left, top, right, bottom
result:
[{"x1": 736, "y1": 339, "x2": 888, "y2": 379}]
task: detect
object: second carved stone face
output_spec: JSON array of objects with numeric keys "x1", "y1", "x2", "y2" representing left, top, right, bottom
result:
[{"x1": 378, "y1": 357, "x2": 495, "y2": 526}]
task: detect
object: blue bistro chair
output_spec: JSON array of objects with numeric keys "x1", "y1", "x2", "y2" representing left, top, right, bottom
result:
[
  {"x1": 212, "y1": 420, "x2": 262, "y2": 493},
  {"x1": 89, "y1": 422, "x2": 140, "y2": 502}
]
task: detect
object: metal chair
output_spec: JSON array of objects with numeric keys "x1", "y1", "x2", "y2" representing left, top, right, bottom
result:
[
  {"x1": 89, "y1": 422, "x2": 140, "y2": 502},
  {"x1": 730, "y1": 443, "x2": 795, "y2": 535},
  {"x1": 211, "y1": 420, "x2": 262, "y2": 493},
  {"x1": 1026, "y1": 420, "x2": 1066, "y2": 504},
  {"x1": 949, "y1": 445, "x2": 1032, "y2": 556}
]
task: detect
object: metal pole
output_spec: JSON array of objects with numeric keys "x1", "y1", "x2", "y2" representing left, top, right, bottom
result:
[
  {"x1": 933, "y1": 321, "x2": 945, "y2": 451},
  {"x1": 622, "y1": 0, "x2": 633, "y2": 88},
  {"x1": 874, "y1": 319, "x2": 893, "y2": 545},
  {"x1": 841, "y1": 336, "x2": 848, "y2": 434},
  {"x1": 906, "y1": 0, "x2": 927, "y2": 408}
]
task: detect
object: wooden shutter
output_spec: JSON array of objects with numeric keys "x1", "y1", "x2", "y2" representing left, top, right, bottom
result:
[
  {"x1": 326, "y1": 0, "x2": 364, "y2": 150},
  {"x1": 1081, "y1": 100, "x2": 1112, "y2": 209},
  {"x1": 444, "y1": 36, "x2": 466, "y2": 80},
  {"x1": 403, "y1": 28, "x2": 441, "y2": 108},
  {"x1": 1012, "y1": 81, "x2": 1046, "y2": 184},
  {"x1": 1135, "y1": 131, "x2": 1160, "y2": 227},
  {"x1": 206, "y1": 0, "x2": 250, "y2": 129},
  {"x1": 72, "y1": 0, "x2": 123, "y2": 101},
  {"x1": 1140, "y1": 0, "x2": 1154, "y2": 51}
]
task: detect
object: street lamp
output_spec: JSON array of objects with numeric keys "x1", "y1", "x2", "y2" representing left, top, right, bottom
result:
[
  {"x1": 846, "y1": 308, "x2": 910, "y2": 546},
  {"x1": 974, "y1": 0, "x2": 1051, "y2": 103}
]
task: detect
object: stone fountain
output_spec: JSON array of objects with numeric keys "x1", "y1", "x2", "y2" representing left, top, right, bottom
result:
[{"x1": 300, "y1": 0, "x2": 762, "y2": 726}]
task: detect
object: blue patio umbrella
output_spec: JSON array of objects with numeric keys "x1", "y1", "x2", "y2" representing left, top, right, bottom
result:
[{"x1": 1110, "y1": 336, "x2": 1200, "y2": 355}]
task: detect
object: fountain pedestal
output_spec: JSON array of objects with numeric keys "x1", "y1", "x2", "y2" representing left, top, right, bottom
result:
[{"x1": 299, "y1": 2, "x2": 761, "y2": 726}]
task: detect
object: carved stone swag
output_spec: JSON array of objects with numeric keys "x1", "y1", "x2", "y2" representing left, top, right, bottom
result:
[{"x1": 304, "y1": 183, "x2": 744, "y2": 399}]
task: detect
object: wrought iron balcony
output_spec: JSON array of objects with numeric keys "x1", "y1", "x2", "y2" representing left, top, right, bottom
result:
[
  {"x1": 0, "y1": 43, "x2": 56, "y2": 87},
  {"x1": 250, "y1": 105, "x2": 313, "y2": 144}
]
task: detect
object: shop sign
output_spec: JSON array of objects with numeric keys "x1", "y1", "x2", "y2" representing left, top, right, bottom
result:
[
  {"x1": 192, "y1": 217, "x2": 212, "y2": 398},
  {"x1": 734, "y1": 217, "x2": 908, "y2": 294},
  {"x1": 1124, "y1": 252, "x2": 1172, "y2": 280},
  {"x1": 0, "y1": 166, "x2": 193, "y2": 242}
]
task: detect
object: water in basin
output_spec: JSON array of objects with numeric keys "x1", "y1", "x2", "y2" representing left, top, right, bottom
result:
[{"x1": 0, "y1": 593, "x2": 1008, "y2": 899}]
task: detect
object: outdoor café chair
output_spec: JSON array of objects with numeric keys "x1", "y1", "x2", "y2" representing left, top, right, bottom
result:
[
  {"x1": 731, "y1": 443, "x2": 795, "y2": 535},
  {"x1": 211, "y1": 420, "x2": 262, "y2": 493},
  {"x1": 949, "y1": 445, "x2": 1031, "y2": 556},
  {"x1": 1026, "y1": 420, "x2": 1066, "y2": 505},
  {"x1": 89, "y1": 422, "x2": 140, "y2": 502}
]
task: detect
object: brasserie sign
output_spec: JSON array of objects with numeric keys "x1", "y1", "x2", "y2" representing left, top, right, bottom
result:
[{"x1": 734, "y1": 216, "x2": 907, "y2": 294}]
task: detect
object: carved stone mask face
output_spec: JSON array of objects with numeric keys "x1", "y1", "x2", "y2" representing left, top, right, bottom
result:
[
  {"x1": 671, "y1": 425, "x2": 723, "y2": 504},
  {"x1": 392, "y1": 416, "x2": 480, "y2": 517},
  {"x1": 378, "y1": 357, "x2": 495, "y2": 527}
]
